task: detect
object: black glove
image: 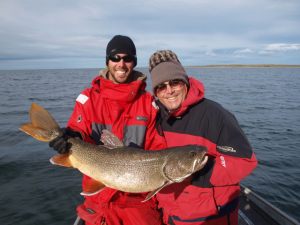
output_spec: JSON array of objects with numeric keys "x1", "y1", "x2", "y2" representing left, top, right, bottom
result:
[{"x1": 49, "y1": 128, "x2": 82, "y2": 154}]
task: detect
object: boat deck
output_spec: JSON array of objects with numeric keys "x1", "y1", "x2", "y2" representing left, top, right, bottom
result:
[{"x1": 238, "y1": 185, "x2": 299, "y2": 225}]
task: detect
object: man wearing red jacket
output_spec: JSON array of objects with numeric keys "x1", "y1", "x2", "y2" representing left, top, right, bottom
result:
[
  {"x1": 49, "y1": 35, "x2": 166, "y2": 225},
  {"x1": 149, "y1": 50, "x2": 258, "y2": 225}
]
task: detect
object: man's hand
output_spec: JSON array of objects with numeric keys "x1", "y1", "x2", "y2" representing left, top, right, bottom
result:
[{"x1": 49, "y1": 128, "x2": 81, "y2": 154}]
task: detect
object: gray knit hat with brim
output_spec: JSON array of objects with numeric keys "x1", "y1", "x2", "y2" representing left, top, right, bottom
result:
[{"x1": 150, "y1": 61, "x2": 189, "y2": 92}]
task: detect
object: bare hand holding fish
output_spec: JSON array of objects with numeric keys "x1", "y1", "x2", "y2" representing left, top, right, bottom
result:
[{"x1": 19, "y1": 103, "x2": 208, "y2": 201}]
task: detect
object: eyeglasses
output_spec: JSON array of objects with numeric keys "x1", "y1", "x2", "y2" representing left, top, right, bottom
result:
[
  {"x1": 108, "y1": 55, "x2": 136, "y2": 63},
  {"x1": 155, "y1": 79, "x2": 185, "y2": 93}
]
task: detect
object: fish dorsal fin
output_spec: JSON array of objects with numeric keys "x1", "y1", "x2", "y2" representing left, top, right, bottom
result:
[
  {"x1": 50, "y1": 154, "x2": 73, "y2": 167},
  {"x1": 80, "y1": 178, "x2": 106, "y2": 196},
  {"x1": 30, "y1": 103, "x2": 60, "y2": 130},
  {"x1": 142, "y1": 181, "x2": 171, "y2": 202},
  {"x1": 101, "y1": 129, "x2": 124, "y2": 149}
]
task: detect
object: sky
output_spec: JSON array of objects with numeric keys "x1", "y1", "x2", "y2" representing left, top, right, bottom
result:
[{"x1": 0, "y1": 0, "x2": 299, "y2": 70}]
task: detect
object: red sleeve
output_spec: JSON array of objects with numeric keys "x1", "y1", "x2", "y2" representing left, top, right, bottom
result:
[
  {"x1": 209, "y1": 112, "x2": 258, "y2": 186},
  {"x1": 66, "y1": 91, "x2": 95, "y2": 144},
  {"x1": 209, "y1": 152, "x2": 257, "y2": 186}
]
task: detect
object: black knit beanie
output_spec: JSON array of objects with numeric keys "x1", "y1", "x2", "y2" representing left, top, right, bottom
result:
[{"x1": 106, "y1": 35, "x2": 137, "y2": 66}]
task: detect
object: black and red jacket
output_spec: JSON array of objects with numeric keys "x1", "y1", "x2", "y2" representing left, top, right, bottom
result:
[{"x1": 155, "y1": 77, "x2": 257, "y2": 225}]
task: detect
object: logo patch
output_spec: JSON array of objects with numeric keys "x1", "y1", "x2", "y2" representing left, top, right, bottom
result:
[
  {"x1": 217, "y1": 146, "x2": 237, "y2": 153},
  {"x1": 136, "y1": 116, "x2": 148, "y2": 121},
  {"x1": 76, "y1": 94, "x2": 89, "y2": 104}
]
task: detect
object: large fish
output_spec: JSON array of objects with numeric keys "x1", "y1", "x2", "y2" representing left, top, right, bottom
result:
[{"x1": 20, "y1": 103, "x2": 208, "y2": 201}]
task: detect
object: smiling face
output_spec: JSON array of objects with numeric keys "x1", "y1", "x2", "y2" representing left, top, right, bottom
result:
[
  {"x1": 107, "y1": 53, "x2": 135, "y2": 84},
  {"x1": 155, "y1": 79, "x2": 188, "y2": 112}
]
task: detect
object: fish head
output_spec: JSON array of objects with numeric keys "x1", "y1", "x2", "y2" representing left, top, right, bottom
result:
[{"x1": 164, "y1": 145, "x2": 208, "y2": 183}]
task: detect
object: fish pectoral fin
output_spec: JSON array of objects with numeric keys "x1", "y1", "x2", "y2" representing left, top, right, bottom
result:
[
  {"x1": 142, "y1": 181, "x2": 171, "y2": 202},
  {"x1": 101, "y1": 129, "x2": 124, "y2": 148},
  {"x1": 50, "y1": 154, "x2": 73, "y2": 167},
  {"x1": 81, "y1": 179, "x2": 106, "y2": 196}
]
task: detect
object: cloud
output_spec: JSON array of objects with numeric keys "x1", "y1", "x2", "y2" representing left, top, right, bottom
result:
[
  {"x1": 265, "y1": 43, "x2": 300, "y2": 51},
  {"x1": 205, "y1": 50, "x2": 217, "y2": 57},
  {"x1": 234, "y1": 48, "x2": 254, "y2": 54},
  {"x1": 0, "y1": 0, "x2": 300, "y2": 69},
  {"x1": 232, "y1": 48, "x2": 255, "y2": 58},
  {"x1": 259, "y1": 43, "x2": 300, "y2": 54},
  {"x1": 233, "y1": 48, "x2": 254, "y2": 54}
]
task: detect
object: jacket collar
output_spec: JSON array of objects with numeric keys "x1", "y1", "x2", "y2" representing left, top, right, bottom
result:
[{"x1": 91, "y1": 69, "x2": 147, "y2": 102}]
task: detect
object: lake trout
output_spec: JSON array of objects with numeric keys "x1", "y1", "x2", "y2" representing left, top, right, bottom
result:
[{"x1": 20, "y1": 103, "x2": 208, "y2": 201}]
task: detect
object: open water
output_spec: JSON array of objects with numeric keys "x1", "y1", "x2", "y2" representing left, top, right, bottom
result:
[{"x1": 0, "y1": 67, "x2": 299, "y2": 224}]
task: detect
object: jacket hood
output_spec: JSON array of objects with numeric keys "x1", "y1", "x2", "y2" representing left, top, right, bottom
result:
[
  {"x1": 91, "y1": 69, "x2": 147, "y2": 102},
  {"x1": 158, "y1": 77, "x2": 205, "y2": 117}
]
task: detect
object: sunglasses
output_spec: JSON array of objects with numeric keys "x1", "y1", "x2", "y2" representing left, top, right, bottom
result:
[
  {"x1": 155, "y1": 79, "x2": 185, "y2": 93},
  {"x1": 108, "y1": 55, "x2": 136, "y2": 63}
]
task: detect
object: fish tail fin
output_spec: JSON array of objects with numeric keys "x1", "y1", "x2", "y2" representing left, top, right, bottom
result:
[{"x1": 19, "y1": 103, "x2": 61, "y2": 142}]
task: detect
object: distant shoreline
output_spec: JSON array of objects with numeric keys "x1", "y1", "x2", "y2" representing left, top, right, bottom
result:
[{"x1": 188, "y1": 64, "x2": 300, "y2": 68}]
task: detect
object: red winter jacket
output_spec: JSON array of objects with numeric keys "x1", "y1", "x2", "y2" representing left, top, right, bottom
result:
[
  {"x1": 67, "y1": 69, "x2": 166, "y2": 224},
  {"x1": 155, "y1": 77, "x2": 257, "y2": 225}
]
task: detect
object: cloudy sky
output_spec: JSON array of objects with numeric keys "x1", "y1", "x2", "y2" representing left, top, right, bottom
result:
[{"x1": 1, "y1": 0, "x2": 299, "y2": 69}]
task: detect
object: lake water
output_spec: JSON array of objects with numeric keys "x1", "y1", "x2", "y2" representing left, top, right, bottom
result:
[{"x1": 0, "y1": 67, "x2": 299, "y2": 224}]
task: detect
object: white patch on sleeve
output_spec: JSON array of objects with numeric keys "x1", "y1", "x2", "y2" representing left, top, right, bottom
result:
[
  {"x1": 220, "y1": 156, "x2": 226, "y2": 168},
  {"x1": 76, "y1": 94, "x2": 89, "y2": 104}
]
